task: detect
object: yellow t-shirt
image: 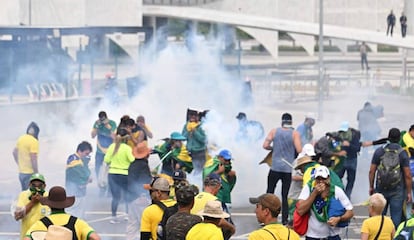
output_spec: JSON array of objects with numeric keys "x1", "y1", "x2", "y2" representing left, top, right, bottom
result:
[
  {"x1": 186, "y1": 222, "x2": 223, "y2": 240},
  {"x1": 140, "y1": 199, "x2": 177, "y2": 240},
  {"x1": 190, "y1": 192, "x2": 218, "y2": 214},
  {"x1": 17, "y1": 190, "x2": 50, "y2": 239},
  {"x1": 248, "y1": 223, "x2": 300, "y2": 240},
  {"x1": 16, "y1": 134, "x2": 39, "y2": 173},
  {"x1": 403, "y1": 132, "x2": 414, "y2": 157},
  {"x1": 104, "y1": 143, "x2": 135, "y2": 175},
  {"x1": 26, "y1": 212, "x2": 96, "y2": 240},
  {"x1": 361, "y1": 215, "x2": 395, "y2": 240}
]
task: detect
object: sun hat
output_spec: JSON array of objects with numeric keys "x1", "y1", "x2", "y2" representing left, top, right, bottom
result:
[
  {"x1": 249, "y1": 193, "x2": 281, "y2": 214},
  {"x1": 197, "y1": 200, "x2": 230, "y2": 219},
  {"x1": 170, "y1": 132, "x2": 186, "y2": 141},
  {"x1": 31, "y1": 225, "x2": 73, "y2": 240},
  {"x1": 133, "y1": 142, "x2": 150, "y2": 159},
  {"x1": 30, "y1": 173, "x2": 45, "y2": 184},
  {"x1": 294, "y1": 156, "x2": 314, "y2": 170},
  {"x1": 39, "y1": 186, "x2": 75, "y2": 209}
]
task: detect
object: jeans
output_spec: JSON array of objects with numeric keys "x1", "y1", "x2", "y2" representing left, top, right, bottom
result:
[
  {"x1": 266, "y1": 170, "x2": 291, "y2": 224},
  {"x1": 379, "y1": 185, "x2": 405, "y2": 228},
  {"x1": 108, "y1": 173, "x2": 128, "y2": 217},
  {"x1": 19, "y1": 173, "x2": 32, "y2": 191},
  {"x1": 95, "y1": 152, "x2": 105, "y2": 178},
  {"x1": 336, "y1": 157, "x2": 357, "y2": 199},
  {"x1": 361, "y1": 54, "x2": 369, "y2": 70}
]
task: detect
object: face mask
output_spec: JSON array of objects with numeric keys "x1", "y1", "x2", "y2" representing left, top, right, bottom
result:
[
  {"x1": 82, "y1": 155, "x2": 91, "y2": 165},
  {"x1": 224, "y1": 164, "x2": 232, "y2": 173},
  {"x1": 29, "y1": 186, "x2": 45, "y2": 200}
]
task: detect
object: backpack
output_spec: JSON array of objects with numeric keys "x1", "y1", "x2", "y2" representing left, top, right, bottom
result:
[
  {"x1": 395, "y1": 220, "x2": 414, "y2": 240},
  {"x1": 154, "y1": 201, "x2": 179, "y2": 240},
  {"x1": 40, "y1": 215, "x2": 78, "y2": 240},
  {"x1": 376, "y1": 145, "x2": 404, "y2": 190}
]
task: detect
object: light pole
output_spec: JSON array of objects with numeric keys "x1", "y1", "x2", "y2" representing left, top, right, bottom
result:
[{"x1": 318, "y1": 0, "x2": 324, "y2": 120}]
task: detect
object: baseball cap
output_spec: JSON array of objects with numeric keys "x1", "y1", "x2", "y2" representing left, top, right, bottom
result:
[
  {"x1": 339, "y1": 121, "x2": 349, "y2": 132},
  {"x1": 314, "y1": 165, "x2": 330, "y2": 179},
  {"x1": 297, "y1": 143, "x2": 316, "y2": 159},
  {"x1": 249, "y1": 193, "x2": 281, "y2": 214},
  {"x1": 151, "y1": 177, "x2": 170, "y2": 192},
  {"x1": 30, "y1": 173, "x2": 45, "y2": 184},
  {"x1": 218, "y1": 149, "x2": 232, "y2": 161},
  {"x1": 281, "y1": 113, "x2": 292, "y2": 127},
  {"x1": 172, "y1": 169, "x2": 187, "y2": 181}
]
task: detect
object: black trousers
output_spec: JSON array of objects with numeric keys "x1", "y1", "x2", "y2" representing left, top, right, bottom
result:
[
  {"x1": 401, "y1": 24, "x2": 407, "y2": 37},
  {"x1": 386, "y1": 24, "x2": 395, "y2": 36},
  {"x1": 266, "y1": 170, "x2": 291, "y2": 224}
]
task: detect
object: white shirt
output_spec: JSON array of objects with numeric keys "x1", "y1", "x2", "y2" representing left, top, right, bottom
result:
[{"x1": 298, "y1": 184, "x2": 353, "y2": 238}]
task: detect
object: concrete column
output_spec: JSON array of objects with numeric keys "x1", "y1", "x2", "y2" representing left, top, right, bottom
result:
[
  {"x1": 405, "y1": 0, "x2": 413, "y2": 36},
  {"x1": 404, "y1": 0, "x2": 414, "y2": 57}
]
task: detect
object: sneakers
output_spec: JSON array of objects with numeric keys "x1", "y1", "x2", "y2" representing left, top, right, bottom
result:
[
  {"x1": 124, "y1": 216, "x2": 129, "y2": 221},
  {"x1": 110, "y1": 217, "x2": 120, "y2": 224}
]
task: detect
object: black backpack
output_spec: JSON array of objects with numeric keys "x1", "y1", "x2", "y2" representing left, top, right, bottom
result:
[
  {"x1": 395, "y1": 220, "x2": 414, "y2": 240},
  {"x1": 40, "y1": 215, "x2": 78, "y2": 240},
  {"x1": 154, "y1": 201, "x2": 179, "y2": 240},
  {"x1": 376, "y1": 145, "x2": 404, "y2": 190}
]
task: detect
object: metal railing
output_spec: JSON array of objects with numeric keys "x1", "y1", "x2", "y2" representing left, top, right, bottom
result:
[
  {"x1": 143, "y1": 0, "x2": 220, "y2": 6},
  {"x1": 248, "y1": 68, "x2": 406, "y2": 104}
]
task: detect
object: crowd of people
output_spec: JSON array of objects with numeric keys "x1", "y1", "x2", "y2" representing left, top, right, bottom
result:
[{"x1": 11, "y1": 102, "x2": 414, "y2": 240}]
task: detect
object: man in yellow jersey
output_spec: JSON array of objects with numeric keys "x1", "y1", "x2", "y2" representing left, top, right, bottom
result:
[
  {"x1": 140, "y1": 177, "x2": 177, "y2": 240},
  {"x1": 191, "y1": 173, "x2": 235, "y2": 240},
  {"x1": 14, "y1": 173, "x2": 50, "y2": 240},
  {"x1": 249, "y1": 193, "x2": 300, "y2": 240},
  {"x1": 186, "y1": 200, "x2": 231, "y2": 240},
  {"x1": 13, "y1": 122, "x2": 40, "y2": 190},
  {"x1": 24, "y1": 186, "x2": 100, "y2": 240}
]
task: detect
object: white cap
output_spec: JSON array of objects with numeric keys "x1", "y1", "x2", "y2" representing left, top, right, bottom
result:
[
  {"x1": 339, "y1": 121, "x2": 349, "y2": 131},
  {"x1": 305, "y1": 112, "x2": 317, "y2": 120},
  {"x1": 297, "y1": 143, "x2": 316, "y2": 159},
  {"x1": 314, "y1": 166, "x2": 330, "y2": 179}
]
